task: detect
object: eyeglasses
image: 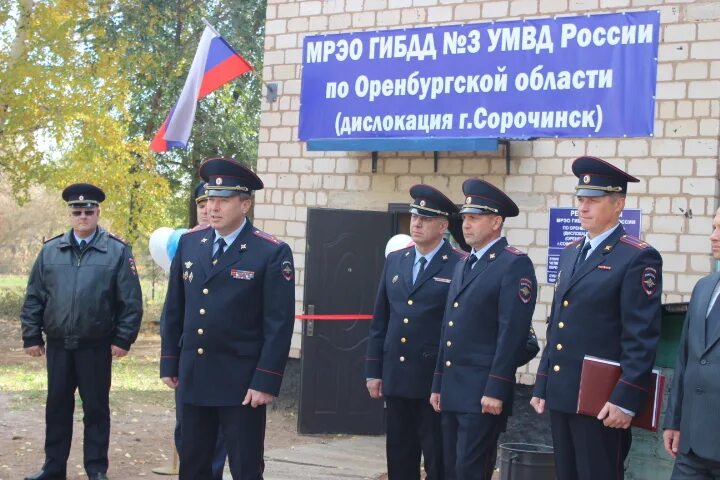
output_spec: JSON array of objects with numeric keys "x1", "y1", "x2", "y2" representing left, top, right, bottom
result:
[{"x1": 70, "y1": 210, "x2": 96, "y2": 217}]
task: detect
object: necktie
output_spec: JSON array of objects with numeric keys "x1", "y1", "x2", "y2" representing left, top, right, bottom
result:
[
  {"x1": 79, "y1": 240, "x2": 87, "y2": 251},
  {"x1": 463, "y1": 255, "x2": 478, "y2": 281},
  {"x1": 573, "y1": 242, "x2": 591, "y2": 275},
  {"x1": 414, "y1": 257, "x2": 427, "y2": 285},
  {"x1": 212, "y1": 238, "x2": 226, "y2": 265}
]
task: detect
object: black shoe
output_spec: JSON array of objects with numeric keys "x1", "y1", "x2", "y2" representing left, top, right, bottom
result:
[
  {"x1": 24, "y1": 470, "x2": 66, "y2": 480},
  {"x1": 88, "y1": 473, "x2": 108, "y2": 480}
]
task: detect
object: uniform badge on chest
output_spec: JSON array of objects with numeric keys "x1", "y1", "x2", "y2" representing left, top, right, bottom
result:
[
  {"x1": 231, "y1": 269, "x2": 255, "y2": 280},
  {"x1": 183, "y1": 261, "x2": 194, "y2": 283},
  {"x1": 392, "y1": 274, "x2": 399, "y2": 284}
]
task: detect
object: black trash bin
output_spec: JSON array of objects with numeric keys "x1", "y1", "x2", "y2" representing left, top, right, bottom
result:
[{"x1": 499, "y1": 443, "x2": 555, "y2": 480}]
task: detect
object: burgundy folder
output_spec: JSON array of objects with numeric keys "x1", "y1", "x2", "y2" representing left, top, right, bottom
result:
[{"x1": 576, "y1": 355, "x2": 665, "y2": 432}]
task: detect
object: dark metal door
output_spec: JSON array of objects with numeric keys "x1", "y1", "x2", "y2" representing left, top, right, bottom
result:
[{"x1": 298, "y1": 208, "x2": 392, "y2": 434}]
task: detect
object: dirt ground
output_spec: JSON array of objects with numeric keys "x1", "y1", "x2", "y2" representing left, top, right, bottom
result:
[{"x1": 0, "y1": 317, "x2": 330, "y2": 480}]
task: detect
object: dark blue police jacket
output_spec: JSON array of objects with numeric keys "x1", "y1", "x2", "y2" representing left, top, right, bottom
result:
[
  {"x1": 533, "y1": 225, "x2": 662, "y2": 415},
  {"x1": 432, "y1": 238, "x2": 537, "y2": 414},
  {"x1": 160, "y1": 221, "x2": 295, "y2": 406},
  {"x1": 365, "y1": 240, "x2": 465, "y2": 399}
]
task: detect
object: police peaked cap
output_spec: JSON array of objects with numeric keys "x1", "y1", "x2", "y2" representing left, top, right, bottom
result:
[
  {"x1": 62, "y1": 183, "x2": 105, "y2": 208},
  {"x1": 199, "y1": 157, "x2": 264, "y2": 197},
  {"x1": 572, "y1": 156, "x2": 639, "y2": 197},
  {"x1": 409, "y1": 184, "x2": 459, "y2": 218},
  {"x1": 460, "y1": 178, "x2": 519, "y2": 218},
  {"x1": 194, "y1": 181, "x2": 208, "y2": 203}
]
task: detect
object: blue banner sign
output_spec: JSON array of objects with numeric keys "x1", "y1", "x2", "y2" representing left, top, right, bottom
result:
[
  {"x1": 299, "y1": 11, "x2": 659, "y2": 141},
  {"x1": 546, "y1": 207, "x2": 642, "y2": 283}
]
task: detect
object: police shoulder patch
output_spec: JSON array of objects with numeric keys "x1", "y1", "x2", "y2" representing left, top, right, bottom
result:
[
  {"x1": 518, "y1": 277, "x2": 533, "y2": 304},
  {"x1": 641, "y1": 266, "x2": 658, "y2": 296},
  {"x1": 504, "y1": 246, "x2": 526, "y2": 256},
  {"x1": 44, "y1": 233, "x2": 63, "y2": 244},
  {"x1": 182, "y1": 224, "x2": 211, "y2": 235},
  {"x1": 108, "y1": 232, "x2": 129, "y2": 245},
  {"x1": 254, "y1": 229, "x2": 282, "y2": 245},
  {"x1": 281, "y1": 260, "x2": 294, "y2": 282},
  {"x1": 620, "y1": 235, "x2": 650, "y2": 250}
]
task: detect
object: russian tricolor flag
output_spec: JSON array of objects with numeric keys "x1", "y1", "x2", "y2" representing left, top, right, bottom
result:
[{"x1": 150, "y1": 25, "x2": 253, "y2": 152}]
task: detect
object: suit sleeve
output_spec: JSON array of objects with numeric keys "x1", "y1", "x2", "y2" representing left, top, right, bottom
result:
[
  {"x1": 250, "y1": 243, "x2": 295, "y2": 396},
  {"x1": 484, "y1": 256, "x2": 537, "y2": 402},
  {"x1": 609, "y1": 248, "x2": 663, "y2": 413},
  {"x1": 664, "y1": 300, "x2": 692, "y2": 429},
  {"x1": 160, "y1": 239, "x2": 186, "y2": 378},
  {"x1": 111, "y1": 245, "x2": 143, "y2": 351},
  {"x1": 365, "y1": 260, "x2": 390, "y2": 380},
  {"x1": 21, "y1": 250, "x2": 47, "y2": 348}
]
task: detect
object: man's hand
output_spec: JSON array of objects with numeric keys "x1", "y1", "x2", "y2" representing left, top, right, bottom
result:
[
  {"x1": 242, "y1": 389, "x2": 274, "y2": 408},
  {"x1": 530, "y1": 396, "x2": 545, "y2": 414},
  {"x1": 367, "y1": 379, "x2": 383, "y2": 399},
  {"x1": 663, "y1": 429, "x2": 681, "y2": 458},
  {"x1": 162, "y1": 377, "x2": 179, "y2": 389},
  {"x1": 24, "y1": 345, "x2": 45, "y2": 357},
  {"x1": 111, "y1": 345, "x2": 128, "y2": 358},
  {"x1": 481, "y1": 396, "x2": 503, "y2": 415},
  {"x1": 597, "y1": 402, "x2": 632, "y2": 429},
  {"x1": 430, "y1": 393, "x2": 442, "y2": 413}
]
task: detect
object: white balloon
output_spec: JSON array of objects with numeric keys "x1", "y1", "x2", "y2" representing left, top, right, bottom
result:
[
  {"x1": 149, "y1": 227, "x2": 175, "y2": 273},
  {"x1": 385, "y1": 234, "x2": 414, "y2": 257}
]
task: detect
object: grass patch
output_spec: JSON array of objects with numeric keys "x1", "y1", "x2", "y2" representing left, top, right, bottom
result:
[
  {"x1": 0, "y1": 275, "x2": 27, "y2": 289},
  {"x1": 0, "y1": 354, "x2": 173, "y2": 411}
]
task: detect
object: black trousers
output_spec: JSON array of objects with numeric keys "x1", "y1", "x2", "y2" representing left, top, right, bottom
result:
[
  {"x1": 550, "y1": 410, "x2": 632, "y2": 480},
  {"x1": 441, "y1": 411, "x2": 504, "y2": 480},
  {"x1": 174, "y1": 389, "x2": 227, "y2": 479},
  {"x1": 43, "y1": 341, "x2": 112, "y2": 476},
  {"x1": 385, "y1": 396, "x2": 444, "y2": 480},
  {"x1": 180, "y1": 403, "x2": 266, "y2": 480},
  {"x1": 672, "y1": 450, "x2": 720, "y2": 479}
]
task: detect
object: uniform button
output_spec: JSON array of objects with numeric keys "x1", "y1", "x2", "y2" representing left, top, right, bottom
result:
[
  {"x1": 446, "y1": 361, "x2": 452, "y2": 367},
  {"x1": 563, "y1": 300, "x2": 569, "y2": 307},
  {"x1": 197, "y1": 348, "x2": 204, "y2": 355},
  {"x1": 448, "y1": 321, "x2": 454, "y2": 327},
  {"x1": 553, "y1": 365, "x2": 560, "y2": 372},
  {"x1": 197, "y1": 328, "x2": 204, "y2": 335},
  {"x1": 400, "y1": 356, "x2": 405, "y2": 362},
  {"x1": 701, "y1": 359, "x2": 708, "y2": 365},
  {"x1": 558, "y1": 322, "x2": 565, "y2": 329},
  {"x1": 696, "y1": 387, "x2": 704, "y2": 394},
  {"x1": 401, "y1": 337, "x2": 407, "y2": 343},
  {"x1": 446, "y1": 341, "x2": 452, "y2": 347},
  {"x1": 408, "y1": 299, "x2": 414, "y2": 305},
  {"x1": 556, "y1": 344, "x2": 563, "y2": 351},
  {"x1": 202, "y1": 288, "x2": 209, "y2": 295},
  {"x1": 199, "y1": 308, "x2": 206, "y2": 315},
  {"x1": 403, "y1": 318, "x2": 409, "y2": 324},
  {"x1": 453, "y1": 302, "x2": 459, "y2": 308}
]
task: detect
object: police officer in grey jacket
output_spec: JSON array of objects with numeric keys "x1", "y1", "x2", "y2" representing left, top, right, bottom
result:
[
  {"x1": 21, "y1": 183, "x2": 143, "y2": 480},
  {"x1": 663, "y1": 206, "x2": 720, "y2": 479}
]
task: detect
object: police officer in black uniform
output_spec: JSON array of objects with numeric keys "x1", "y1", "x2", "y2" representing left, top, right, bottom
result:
[
  {"x1": 366, "y1": 184, "x2": 467, "y2": 480},
  {"x1": 21, "y1": 183, "x2": 143, "y2": 480},
  {"x1": 160, "y1": 157, "x2": 295, "y2": 480},
  {"x1": 531, "y1": 156, "x2": 663, "y2": 480},
  {"x1": 430, "y1": 178, "x2": 537, "y2": 480}
]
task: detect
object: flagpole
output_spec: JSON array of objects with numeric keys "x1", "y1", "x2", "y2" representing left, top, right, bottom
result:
[{"x1": 201, "y1": 18, "x2": 272, "y2": 91}]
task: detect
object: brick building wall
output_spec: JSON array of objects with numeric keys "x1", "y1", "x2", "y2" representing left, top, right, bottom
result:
[{"x1": 256, "y1": 0, "x2": 720, "y2": 383}]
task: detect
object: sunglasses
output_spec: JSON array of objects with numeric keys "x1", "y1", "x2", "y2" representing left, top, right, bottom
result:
[{"x1": 70, "y1": 210, "x2": 96, "y2": 217}]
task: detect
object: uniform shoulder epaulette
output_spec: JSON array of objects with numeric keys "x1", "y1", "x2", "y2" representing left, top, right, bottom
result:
[
  {"x1": 619, "y1": 234, "x2": 651, "y2": 250},
  {"x1": 182, "y1": 224, "x2": 211, "y2": 235},
  {"x1": 108, "y1": 232, "x2": 129, "y2": 245},
  {"x1": 504, "y1": 245, "x2": 527, "y2": 256},
  {"x1": 44, "y1": 233, "x2": 63, "y2": 244},
  {"x1": 253, "y1": 229, "x2": 283, "y2": 245},
  {"x1": 565, "y1": 238, "x2": 583, "y2": 249}
]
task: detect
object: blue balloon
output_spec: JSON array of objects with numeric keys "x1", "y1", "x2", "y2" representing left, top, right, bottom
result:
[{"x1": 167, "y1": 228, "x2": 188, "y2": 261}]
